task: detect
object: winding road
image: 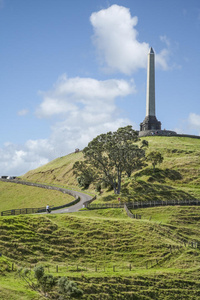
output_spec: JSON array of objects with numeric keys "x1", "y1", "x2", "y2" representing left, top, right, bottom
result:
[
  {"x1": 51, "y1": 190, "x2": 93, "y2": 214},
  {"x1": 0, "y1": 179, "x2": 94, "y2": 215}
]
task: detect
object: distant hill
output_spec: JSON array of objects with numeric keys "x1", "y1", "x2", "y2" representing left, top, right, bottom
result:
[{"x1": 22, "y1": 136, "x2": 200, "y2": 202}]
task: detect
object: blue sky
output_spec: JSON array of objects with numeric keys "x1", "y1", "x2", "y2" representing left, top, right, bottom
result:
[{"x1": 0, "y1": 0, "x2": 199, "y2": 175}]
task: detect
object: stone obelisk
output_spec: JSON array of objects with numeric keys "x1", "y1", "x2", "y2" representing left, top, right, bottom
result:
[
  {"x1": 146, "y1": 47, "x2": 155, "y2": 117},
  {"x1": 140, "y1": 47, "x2": 161, "y2": 132}
]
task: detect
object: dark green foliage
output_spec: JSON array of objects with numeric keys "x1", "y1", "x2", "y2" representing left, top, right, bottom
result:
[
  {"x1": 79, "y1": 126, "x2": 147, "y2": 194},
  {"x1": 95, "y1": 182, "x2": 102, "y2": 194},
  {"x1": 73, "y1": 161, "x2": 96, "y2": 188},
  {"x1": 18, "y1": 265, "x2": 82, "y2": 299},
  {"x1": 146, "y1": 151, "x2": 164, "y2": 172},
  {"x1": 34, "y1": 265, "x2": 44, "y2": 281},
  {"x1": 58, "y1": 276, "x2": 83, "y2": 299}
]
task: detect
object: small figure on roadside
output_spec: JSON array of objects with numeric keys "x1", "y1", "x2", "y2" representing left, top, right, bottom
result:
[{"x1": 46, "y1": 204, "x2": 51, "y2": 213}]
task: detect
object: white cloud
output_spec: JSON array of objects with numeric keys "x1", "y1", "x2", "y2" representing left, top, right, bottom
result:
[
  {"x1": 90, "y1": 5, "x2": 171, "y2": 74},
  {"x1": 18, "y1": 109, "x2": 29, "y2": 116},
  {"x1": 0, "y1": 75, "x2": 136, "y2": 175},
  {"x1": 160, "y1": 35, "x2": 170, "y2": 47},
  {"x1": 0, "y1": 142, "x2": 49, "y2": 176},
  {"x1": 36, "y1": 74, "x2": 136, "y2": 157},
  {"x1": 36, "y1": 75, "x2": 135, "y2": 118},
  {"x1": 174, "y1": 113, "x2": 200, "y2": 136},
  {"x1": 156, "y1": 48, "x2": 170, "y2": 70},
  {"x1": 188, "y1": 113, "x2": 200, "y2": 134}
]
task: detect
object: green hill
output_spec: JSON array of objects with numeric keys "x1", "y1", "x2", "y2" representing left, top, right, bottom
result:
[
  {"x1": 0, "y1": 181, "x2": 74, "y2": 212},
  {"x1": 22, "y1": 136, "x2": 200, "y2": 201},
  {"x1": 1, "y1": 207, "x2": 200, "y2": 299},
  {"x1": 0, "y1": 135, "x2": 200, "y2": 299}
]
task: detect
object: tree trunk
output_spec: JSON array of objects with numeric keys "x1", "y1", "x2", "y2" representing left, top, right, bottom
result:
[{"x1": 117, "y1": 170, "x2": 121, "y2": 194}]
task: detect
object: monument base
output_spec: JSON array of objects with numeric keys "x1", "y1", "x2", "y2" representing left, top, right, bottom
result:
[
  {"x1": 140, "y1": 115, "x2": 161, "y2": 131},
  {"x1": 139, "y1": 129, "x2": 177, "y2": 137}
]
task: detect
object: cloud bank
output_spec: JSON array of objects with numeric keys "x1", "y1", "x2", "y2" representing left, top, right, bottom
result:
[
  {"x1": 0, "y1": 75, "x2": 135, "y2": 175},
  {"x1": 188, "y1": 113, "x2": 200, "y2": 134},
  {"x1": 90, "y1": 5, "x2": 171, "y2": 74},
  {"x1": 0, "y1": 5, "x2": 176, "y2": 175}
]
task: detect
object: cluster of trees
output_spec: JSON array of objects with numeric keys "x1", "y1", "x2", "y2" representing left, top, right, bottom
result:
[
  {"x1": 18, "y1": 265, "x2": 83, "y2": 299},
  {"x1": 73, "y1": 126, "x2": 163, "y2": 195}
]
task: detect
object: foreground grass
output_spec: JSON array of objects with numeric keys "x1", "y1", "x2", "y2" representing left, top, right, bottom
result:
[{"x1": 1, "y1": 207, "x2": 200, "y2": 299}]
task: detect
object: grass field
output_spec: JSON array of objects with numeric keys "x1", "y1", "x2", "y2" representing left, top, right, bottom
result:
[
  {"x1": 1, "y1": 207, "x2": 200, "y2": 299},
  {"x1": 0, "y1": 135, "x2": 200, "y2": 299},
  {"x1": 0, "y1": 181, "x2": 74, "y2": 212}
]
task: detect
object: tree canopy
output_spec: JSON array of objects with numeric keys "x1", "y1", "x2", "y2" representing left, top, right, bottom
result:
[
  {"x1": 73, "y1": 126, "x2": 148, "y2": 194},
  {"x1": 146, "y1": 150, "x2": 164, "y2": 172}
]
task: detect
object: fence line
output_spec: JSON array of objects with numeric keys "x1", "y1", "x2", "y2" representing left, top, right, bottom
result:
[
  {"x1": 124, "y1": 203, "x2": 141, "y2": 219},
  {"x1": 0, "y1": 178, "x2": 78, "y2": 197},
  {"x1": 86, "y1": 199, "x2": 200, "y2": 211},
  {"x1": 1, "y1": 197, "x2": 80, "y2": 216},
  {"x1": 0, "y1": 178, "x2": 82, "y2": 216}
]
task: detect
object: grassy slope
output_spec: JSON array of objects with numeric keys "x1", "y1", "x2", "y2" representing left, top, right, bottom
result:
[
  {"x1": 21, "y1": 151, "x2": 84, "y2": 188},
  {"x1": 22, "y1": 136, "x2": 200, "y2": 201},
  {"x1": 0, "y1": 181, "x2": 74, "y2": 212},
  {"x1": 1, "y1": 208, "x2": 200, "y2": 299},
  {"x1": 0, "y1": 136, "x2": 200, "y2": 299}
]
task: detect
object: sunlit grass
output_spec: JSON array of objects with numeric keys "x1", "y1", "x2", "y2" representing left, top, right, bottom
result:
[{"x1": 0, "y1": 181, "x2": 74, "y2": 211}]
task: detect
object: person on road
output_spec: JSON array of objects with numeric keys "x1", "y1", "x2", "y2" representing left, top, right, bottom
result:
[{"x1": 46, "y1": 204, "x2": 50, "y2": 213}]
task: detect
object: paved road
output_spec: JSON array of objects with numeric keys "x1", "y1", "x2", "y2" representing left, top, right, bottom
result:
[
  {"x1": 0, "y1": 178, "x2": 94, "y2": 215},
  {"x1": 51, "y1": 190, "x2": 93, "y2": 214}
]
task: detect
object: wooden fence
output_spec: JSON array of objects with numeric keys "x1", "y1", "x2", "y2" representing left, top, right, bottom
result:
[
  {"x1": 124, "y1": 203, "x2": 141, "y2": 219},
  {"x1": 126, "y1": 199, "x2": 200, "y2": 209},
  {"x1": 1, "y1": 197, "x2": 81, "y2": 216},
  {"x1": 0, "y1": 178, "x2": 97, "y2": 216},
  {"x1": 85, "y1": 202, "x2": 141, "y2": 219},
  {"x1": 86, "y1": 199, "x2": 200, "y2": 220},
  {"x1": 86, "y1": 199, "x2": 200, "y2": 211}
]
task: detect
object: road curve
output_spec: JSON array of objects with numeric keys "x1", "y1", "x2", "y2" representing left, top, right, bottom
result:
[
  {"x1": 51, "y1": 191, "x2": 93, "y2": 213},
  {"x1": 0, "y1": 178, "x2": 94, "y2": 215}
]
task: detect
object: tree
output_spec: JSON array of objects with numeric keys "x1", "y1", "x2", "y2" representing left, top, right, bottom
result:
[
  {"x1": 58, "y1": 276, "x2": 83, "y2": 299},
  {"x1": 73, "y1": 161, "x2": 96, "y2": 188},
  {"x1": 17, "y1": 266, "x2": 83, "y2": 299},
  {"x1": 146, "y1": 151, "x2": 164, "y2": 172},
  {"x1": 76, "y1": 126, "x2": 148, "y2": 194}
]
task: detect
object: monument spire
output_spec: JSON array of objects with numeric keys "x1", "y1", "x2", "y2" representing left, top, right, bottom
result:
[
  {"x1": 140, "y1": 47, "x2": 161, "y2": 133},
  {"x1": 146, "y1": 47, "x2": 155, "y2": 117}
]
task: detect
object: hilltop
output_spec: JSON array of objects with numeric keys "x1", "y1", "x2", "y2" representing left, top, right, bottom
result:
[{"x1": 22, "y1": 136, "x2": 200, "y2": 201}]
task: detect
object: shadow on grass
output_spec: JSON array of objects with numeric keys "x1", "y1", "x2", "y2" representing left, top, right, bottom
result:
[
  {"x1": 135, "y1": 167, "x2": 182, "y2": 183},
  {"x1": 101, "y1": 194, "x2": 118, "y2": 202},
  {"x1": 121, "y1": 179, "x2": 196, "y2": 202}
]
